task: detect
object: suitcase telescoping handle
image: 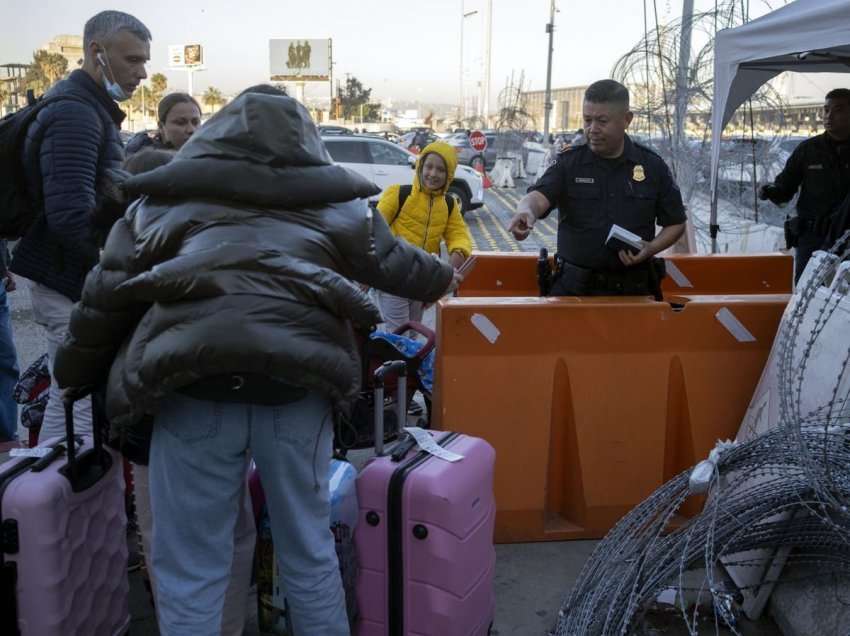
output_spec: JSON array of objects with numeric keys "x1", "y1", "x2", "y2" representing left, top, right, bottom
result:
[
  {"x1": 62, "y1": 387, "x2": 107, "y2": 486},
  {"x1": 373, "y1": 360, "x2": 407, "y2": 456}
]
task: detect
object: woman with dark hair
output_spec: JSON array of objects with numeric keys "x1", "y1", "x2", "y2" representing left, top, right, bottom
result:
[{"x1": 125, "y1": 92, "x2": 202, "y2": 154}]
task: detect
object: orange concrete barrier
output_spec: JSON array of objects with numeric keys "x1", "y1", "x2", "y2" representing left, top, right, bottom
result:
[
  {"x1": 458, "y1": 252, "x2": 793, "y2": 298},
  {"x1": 432, "y1": 293, "x2": 789, "y2": 543}
]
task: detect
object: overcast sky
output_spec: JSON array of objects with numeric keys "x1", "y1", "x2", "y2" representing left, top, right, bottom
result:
[{"x1": 1, "y1": 0, "x2": 789, "y2": 104}]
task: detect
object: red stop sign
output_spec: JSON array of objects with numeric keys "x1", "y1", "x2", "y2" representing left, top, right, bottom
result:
[{"x1": 469, "y1": 130, "x2": 487, "y2": 152}]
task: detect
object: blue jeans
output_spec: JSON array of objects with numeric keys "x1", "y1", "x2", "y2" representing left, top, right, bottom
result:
[
  {"x1": 0, "y1": 286, "x2": 19, "y2": 441},
  {"x1": 148, "y1": 391, "x2": 349, "y2": 636}
]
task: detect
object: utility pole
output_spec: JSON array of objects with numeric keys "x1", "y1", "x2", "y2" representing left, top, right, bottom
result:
[
  {"x1": 543, "y1": 0, "x2": 556, "y2": 146},
  {"x1": 343, "y1": 72, "x2": 350, "y2": 122},
  {"x1": 329, "y1": 41, "x2": 334, "y2": 120},
  {"x1": 480, "y1": 0, "x2": 493, "y2": 123},
  {"x1": 674, "y1": 0, "x2": 695, "y2": 152}
]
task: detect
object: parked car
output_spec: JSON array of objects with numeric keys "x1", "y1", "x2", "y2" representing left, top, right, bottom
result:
[
  {"x1": 359, "y1": 131, "x2": 402, "y2": 144},
  {"x1": 444, "y1": 131, "x2": 498, "y2": 170},
  {"x1": 717, "y1": 137, "x2": 786, "y2": 185},
  {"x1": 318, "y1": 125, "x2": 354, "y2": 136},
  {"x1": 777, "y1": 135, "x2": 807, "y2": 157},
  {"x1": 398, "y1": 130, "x2": 439, "y2": 152},
  {"x1": 322, "y1": 135, "x2": 484, "y2": 214}
]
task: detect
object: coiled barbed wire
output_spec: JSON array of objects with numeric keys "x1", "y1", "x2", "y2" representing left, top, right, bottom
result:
[
  {"x1": 612, "y1": 0, "x2": 793, "y2": 249},
  {"x1": 554, "y1": 233, "x2": 850, "y2": 636}
]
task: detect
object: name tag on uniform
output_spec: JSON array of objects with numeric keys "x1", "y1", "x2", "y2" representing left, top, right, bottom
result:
[
  {"x1": 575, "y1": 177, "x2": 595, "y2": 184},
  {"x1": 808, "y1": 164, "x2": 824, "y2": 169}
]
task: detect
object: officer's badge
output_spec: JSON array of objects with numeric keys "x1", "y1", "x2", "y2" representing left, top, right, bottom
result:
[{"x1": 632, "y1": 165, "x2": 646, "y2": 182}]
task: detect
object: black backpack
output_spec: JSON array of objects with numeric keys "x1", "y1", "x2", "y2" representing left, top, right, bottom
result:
[
  {"x1": 0, "y1": 93, "x2": 87, "y2": 239},
  {"x1": 389, "y1": 184, "x2": 457, "y2": 226}
]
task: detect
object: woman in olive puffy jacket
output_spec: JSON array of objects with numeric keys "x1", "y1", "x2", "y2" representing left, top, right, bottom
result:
[{"x1": 55, "y1": 88, "x2": 457, "y2": 636}]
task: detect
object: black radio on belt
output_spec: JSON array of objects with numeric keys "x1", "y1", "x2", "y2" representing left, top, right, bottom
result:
[
  {"x1": 784, "y1": 216, "x2": 800, "y2": 249},
  {"x1": 537, "y1": 248, "x2": 552, "y2": 297}
]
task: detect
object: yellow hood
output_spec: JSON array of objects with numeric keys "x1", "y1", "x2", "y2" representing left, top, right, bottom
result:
[{"x1": 414, "y1": 141, "x2": 458, "y2": 196}]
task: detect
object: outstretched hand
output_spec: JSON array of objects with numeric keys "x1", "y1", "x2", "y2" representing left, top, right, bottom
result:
[
  {"x1": 446, "y1": 269, "x2": 465, "y2": 295},
  {"x1": 758, "y1": 184, "x2": 779, "y2": 202},
  {"x1": 508, "y1": 211, "x2": 536, "y2": 241}
]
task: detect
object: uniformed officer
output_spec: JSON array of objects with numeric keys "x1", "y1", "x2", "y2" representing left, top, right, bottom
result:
[
  {"x1": 759, "y1": 88, "x2": 850, "y2": 281},
  {"x1": 508, "y1": 80, "x2": 686, "y2": 296}
]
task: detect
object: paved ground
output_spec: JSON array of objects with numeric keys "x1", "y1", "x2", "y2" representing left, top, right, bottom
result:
[
  {"x1": 2, "y1": 184, "x2": 783, "y2": 635},
  {"x1": 465, "y1": 180, "x2": 558, "y2": 255}
]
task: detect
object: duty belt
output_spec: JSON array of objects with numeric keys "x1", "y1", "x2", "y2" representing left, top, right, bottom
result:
[
  {"x1": 548, "y1": 257, "x2": 665, "y2": 299},
  {"x1": 797, "y1": 215, "x2": 832, "y2": 235},
  {"x1": 589, "y1": 266, "x2": 653, "y2": 292}
]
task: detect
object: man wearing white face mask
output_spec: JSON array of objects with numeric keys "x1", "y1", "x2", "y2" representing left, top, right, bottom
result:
[{"x1": 11, "y1": 10, "x2": 151, "y2": 442}]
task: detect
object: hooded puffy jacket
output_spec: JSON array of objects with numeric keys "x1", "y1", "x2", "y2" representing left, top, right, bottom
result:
[
  {"x1": 377, "y1": 141, "x2": 473, "y2": 258},
  {"x1": 53, "y1": 93, "x2": 453, "y2": 433}
]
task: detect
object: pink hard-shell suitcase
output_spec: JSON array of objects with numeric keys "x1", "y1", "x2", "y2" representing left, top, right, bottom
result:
[
  {"x1": 0, "y1": 391, "x2": 129, "y2": 635},
  {"x1": 355, "y1": 361, "x2": 496, "y2": 635}
]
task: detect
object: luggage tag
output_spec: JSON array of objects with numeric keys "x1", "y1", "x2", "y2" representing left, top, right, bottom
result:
[
  {"x1": 9, "y1": 447, "x2": 52, "y2": 458},
  {"x1": 403, "y1": 426, "x2": 465, "y2": 463}
]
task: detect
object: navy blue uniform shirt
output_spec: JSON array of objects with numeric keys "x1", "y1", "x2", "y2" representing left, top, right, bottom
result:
[{"x1": 528, "y1": 134, "x2": 686, "y2": 271}]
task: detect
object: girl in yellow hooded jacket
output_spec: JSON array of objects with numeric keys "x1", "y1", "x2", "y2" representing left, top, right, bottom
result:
[{"x1": 376, "y1": 140, "x2": 473, "y2": 330}]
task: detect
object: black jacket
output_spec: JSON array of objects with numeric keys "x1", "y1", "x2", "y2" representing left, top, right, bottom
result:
[
  {"x1": 11, "y1": 70, "x2": 126, "y2": 301},
  {"x1": 54, "y1": 93, "x2": 453, "y2": 432},
  {"x1": 124, "y1": 130, "x2": 170, "y2": 156},
  {"x1": 768, "y1": 133, "x2": 850, "y2": 224}
]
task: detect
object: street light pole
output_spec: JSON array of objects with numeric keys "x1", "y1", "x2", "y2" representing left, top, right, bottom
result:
[
  {"x1": 481, "y1": 0, "x2": 493, "y2": 123},
  {"x1": 459, "y1": 4, "x2": 478, "y2": 126},
  {"x1": 543, "y1": 0, "x2": 556, "y2": 147}
]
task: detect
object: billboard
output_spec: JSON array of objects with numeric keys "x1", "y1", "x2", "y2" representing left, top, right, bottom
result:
[
  {"x1": 269, "y1": 39, "x2": 331, "y2": 82},
  {"x1": 168, "y1": 44, "x2": 204, "y2": 69}
]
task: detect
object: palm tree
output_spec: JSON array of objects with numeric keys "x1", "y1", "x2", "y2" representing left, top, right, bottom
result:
[
  {"x1": 129, "y1": 84, "x2": 155, "y2": 121},
  {"x1": 149, "y1": 73, "x2": 167, "y2": 111},
  {"x1": 202, "y1": 86, "x2": 225, "y2": 113},
  {"x1": 25, "y1": 50, "x2": 68, "y2": 96},
  {"x1": 150, "y1": 73, "x2": 168, "y2": 97}
]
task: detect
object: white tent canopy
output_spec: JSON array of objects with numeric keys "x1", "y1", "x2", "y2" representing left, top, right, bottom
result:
[{"x1": 709, "y1": 0, "x2": 850, "y2": 251}]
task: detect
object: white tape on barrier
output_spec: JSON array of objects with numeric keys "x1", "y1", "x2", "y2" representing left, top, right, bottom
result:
[
  {"x1": 470, "y1": 313, "x2": 501, "y2": 344},
  {"x1": 665, "y1": 260, "x2": 693, "y2": 288},
  {"x1": 715, "y1": 307, "x2": 756, "y2": 342}
]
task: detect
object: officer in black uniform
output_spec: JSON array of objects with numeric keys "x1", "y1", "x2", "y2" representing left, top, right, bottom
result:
[
  {"x1": 508, "y1": 80, "x2": 687, "y2": 296},
  {"x1": 759, "y1": 88, "x2": 850, "y2": 281}
]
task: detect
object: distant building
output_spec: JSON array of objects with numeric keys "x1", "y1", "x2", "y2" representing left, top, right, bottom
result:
[
  {"x1": 685, "y1": 101, "x2": 828, "y2": 137},
  {"x1": 522, "y1": 85, "x2": 587, "y2": 133},
  {"x1": 42, "y1": 35, "x2": 84, "y2": 71},
  {"x1": 395, "y1": 109, "x2": 423, "y2": 129},
  {"x1": 0, "y1": 63, "x2": 28, "y2": 114}
]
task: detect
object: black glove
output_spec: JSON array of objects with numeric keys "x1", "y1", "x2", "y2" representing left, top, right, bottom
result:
[{"x1": 758, "y1": 184, "x2": 780, "y2": 202}]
